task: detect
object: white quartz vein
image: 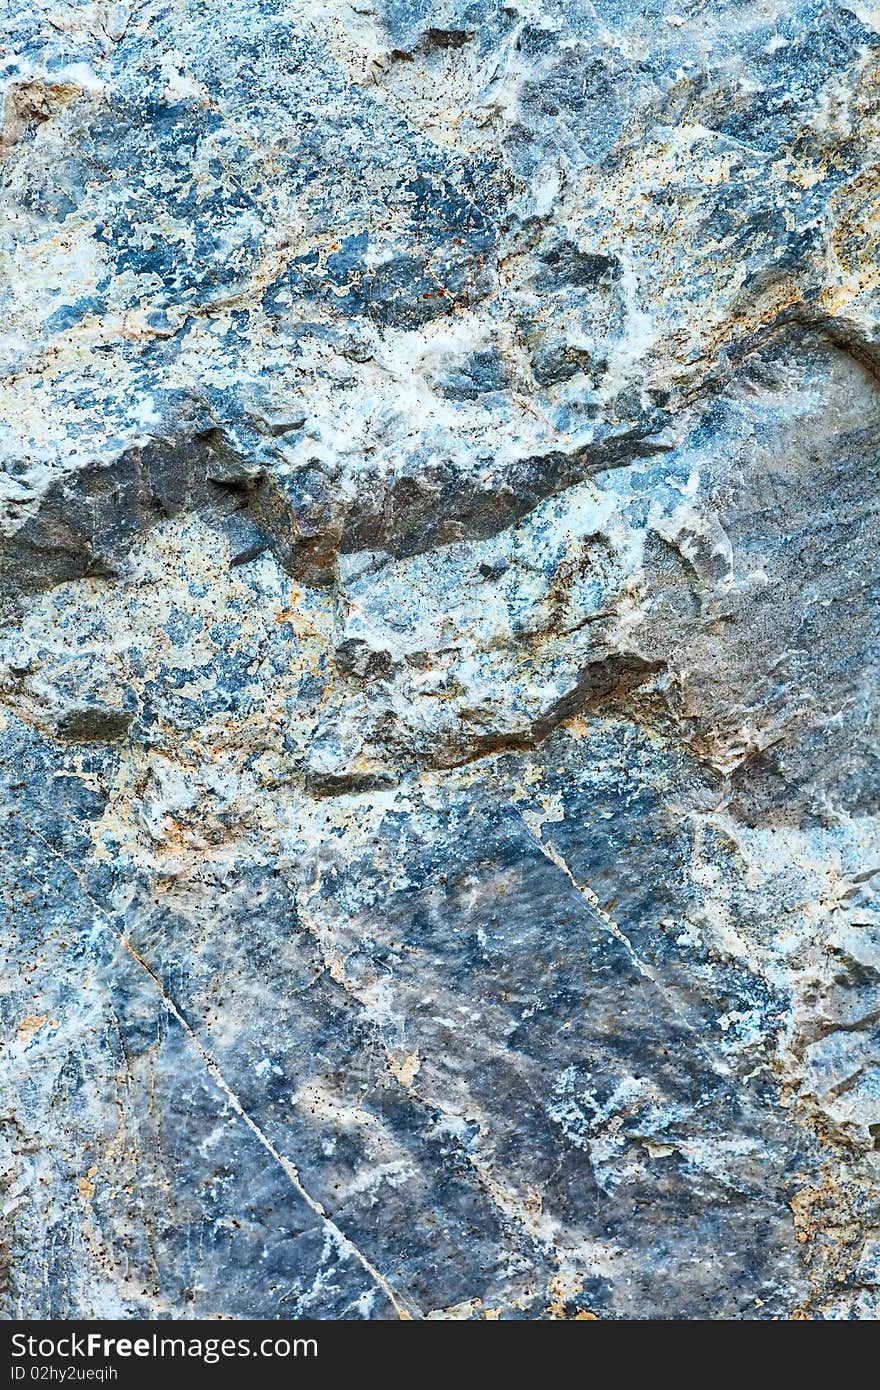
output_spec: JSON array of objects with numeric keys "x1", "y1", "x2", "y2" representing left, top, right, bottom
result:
[{"x1": 520, "y1": 815, "x2": 735, "y2": 1079}]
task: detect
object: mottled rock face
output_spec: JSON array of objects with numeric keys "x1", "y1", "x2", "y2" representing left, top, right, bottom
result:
[{"x1": 1, "y1": 0, "x2": 879, "y2": 1322}]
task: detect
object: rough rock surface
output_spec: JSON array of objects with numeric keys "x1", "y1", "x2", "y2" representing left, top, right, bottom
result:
[{"x1": 1, "y1": 0, "x2": 879, "y2": 1320}]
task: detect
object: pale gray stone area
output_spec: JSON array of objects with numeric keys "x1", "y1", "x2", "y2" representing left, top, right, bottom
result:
[{"x1": 1, "y1": 0, "x2": 879, "y2": 1319}]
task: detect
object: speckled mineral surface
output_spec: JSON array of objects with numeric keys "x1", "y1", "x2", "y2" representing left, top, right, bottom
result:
[{"x1": 1, "y1": 0, "x2": 879, "y2": 1321}]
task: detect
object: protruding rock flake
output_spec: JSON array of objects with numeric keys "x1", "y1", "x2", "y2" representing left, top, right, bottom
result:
[{"x1": 1, "y1": 0, "x2": 879, "y2": 1321}]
